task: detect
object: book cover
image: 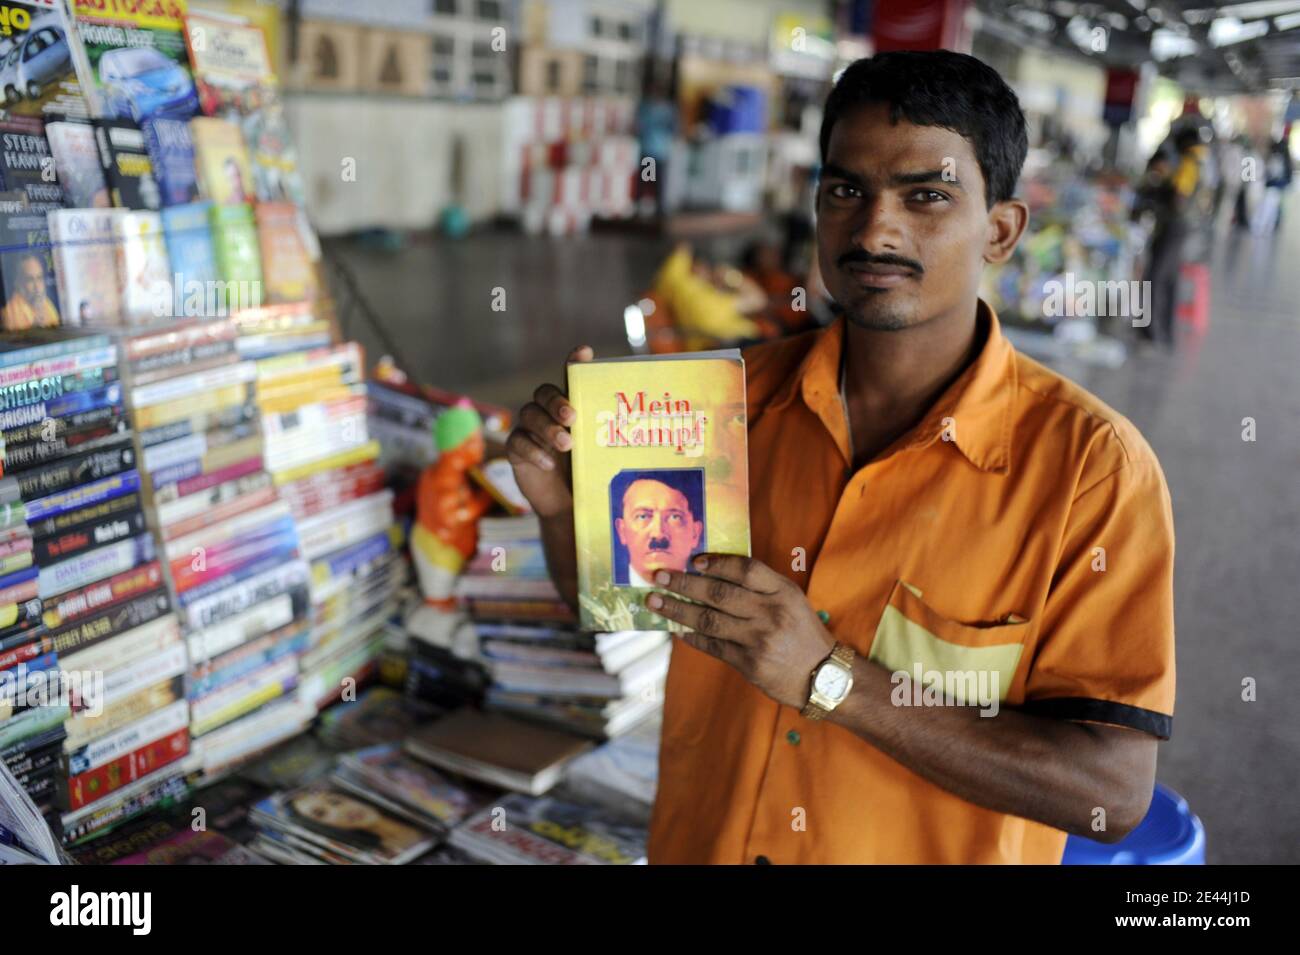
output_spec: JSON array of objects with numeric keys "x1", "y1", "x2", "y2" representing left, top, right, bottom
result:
[
  {"x1": 0, "y1": 1, "x2": 88, "y2": 121},
  {"x1": 47, "y1": 207, "x2": 125, "y2": 326},
  {"x1": 44, "y1": 116, "x2": 108, "y2": 207},
  {"x1": 254, "y1": 201, "x2": 315, "y2": 303},
  {"x1": 0, "y1": 189, "x2": 60, "y2": 330},
  {"x1": 237, "y1": 88, "x2": 304, "y2": 206},
  {"x1": 91, "y1": 118, "x2": 161, "y2": 210},
  {"x1": 0, "y1": 117, "x2": 63, "y2": 208},
  {"x1": 568, "y1": 351, "x2": 749, "y2": 631},
  {"x1": 160, "y1": 200, "x2": 217, "y2": 317},
  {"x1": 112, "y1": 209, "x2": 170, "y2": 324},
  {"x1": 141, "y1": 115, "x2": 197, "y2": 206},
  {"x1": 68, "y1": 0, "x2": 198, "y2": 123},
  {"x1": 190, "y1": 115, "x2": 252, "y2": 205},
  {"x1": 207, "y1": 201, "x2": 260, "y2": 310}
]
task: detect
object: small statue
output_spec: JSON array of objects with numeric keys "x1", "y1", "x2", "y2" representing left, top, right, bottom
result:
[{"x1": 411, "y1": 400, "x2": 493, "y2": 608}]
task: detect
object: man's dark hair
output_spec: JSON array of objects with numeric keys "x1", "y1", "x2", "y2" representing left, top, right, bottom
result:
[{"x1": 819, "y1": 50, "x2": 1029, "y2": 206}]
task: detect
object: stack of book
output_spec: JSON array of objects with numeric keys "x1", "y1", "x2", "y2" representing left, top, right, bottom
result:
[
  {"x1": 480, "y1": 623, "x2": 668, "y2": 739},
  {"x1": 0, "y1": 333, "x2": 191, "y2": 846},
  {"x1": 455, "y1": 514, "x2": 573, "y2": 623},
  {"x1": 246, "y1": 341, "x2": 400, "y2": 711},
  {"x1": 121, "y1": 319, "x2": 314, "y2": 780},
  {"x1": 449, "y1": 794, "x2": 648, "y2": 865}
]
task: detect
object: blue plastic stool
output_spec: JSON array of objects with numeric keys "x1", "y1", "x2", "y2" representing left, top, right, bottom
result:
[{"x1": 1062, "y1": 783, "x2": 1206, "y2": 864}]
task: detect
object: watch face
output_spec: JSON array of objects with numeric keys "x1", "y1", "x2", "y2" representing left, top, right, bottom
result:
[{"x1": 814, "y1": 662, "x2": 850, "y2": 700}]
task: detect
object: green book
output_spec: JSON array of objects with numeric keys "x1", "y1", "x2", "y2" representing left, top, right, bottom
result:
[{"x1": 207, "y1": 202, "x2": 262, "y2": 313}]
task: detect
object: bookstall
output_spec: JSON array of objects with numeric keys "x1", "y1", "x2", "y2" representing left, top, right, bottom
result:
[{"x1": 0, "y1": 0, "x2": 660, "y2": 867}]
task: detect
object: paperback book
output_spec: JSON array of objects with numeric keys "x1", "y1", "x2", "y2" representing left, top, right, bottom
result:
[{"x1": 567, "y1": 351, "x2": 749, "y2": 631}]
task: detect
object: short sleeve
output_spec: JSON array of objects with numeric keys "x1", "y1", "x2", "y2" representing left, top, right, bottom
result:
[{"x1": 1021, "y1": 457, "x2": 1176, "y2": 739}]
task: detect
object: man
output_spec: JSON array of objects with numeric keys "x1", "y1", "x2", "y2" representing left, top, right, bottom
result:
[
  {"x1": 507, "y1": 51, "x2": 1175, "y2": 864},
  {"x1": 3, "y1": 253, "x2": 60, "y2": 330},
  {"x1": 1137, "y1": 126, "x2": 1205, "y2": 345},
  {"x1": 614, "y1": 475, "x2": 704, "y2": 587}
]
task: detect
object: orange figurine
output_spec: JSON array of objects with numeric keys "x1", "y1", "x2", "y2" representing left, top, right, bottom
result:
[{"x1": 411, "y1": 400, "x2": 493, "y2": 608}]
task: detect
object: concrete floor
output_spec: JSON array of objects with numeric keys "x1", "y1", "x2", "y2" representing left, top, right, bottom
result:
[{"x1": 330, "y1": 209, "x2": 1300, "y2": 864}]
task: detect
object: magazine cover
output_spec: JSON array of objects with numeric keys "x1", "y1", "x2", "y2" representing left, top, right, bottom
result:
[
  {"x1": 68, "y1": 0, "x2": 198, "y2": 123},
  {"x1": 44, "y1": 115, "x2": 109, "y2": 206},
  {"x1": 47, "y1": 206, "x2": 124, "y2": 326},
  {"x1": 337, "y1": 743, "x2": 476, "y2": 829},
  {"x1": 0, "y1": 0, "x2": 87, "y2": 120},
  {"x1": 567, "y1": 351, "x2": 749, "y2": 631},
  {"x1": 449, "y1": 793, "x2": 647, "y2": 865},
  {"x1": 207, "y1": 200, "x2": 260, "y2": 309},
  {"x1": 160, "y1": 199, "x2": 217, "y2": 313},
  {"x1": 183, "y1": 10, "x2": 273, "y2": 116}
]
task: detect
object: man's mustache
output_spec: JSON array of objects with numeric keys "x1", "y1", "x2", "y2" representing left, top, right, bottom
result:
[
  {"x1": 647, "y1": 537, "x2": 672, "y2": 550},
  {"x1": 837, "y1": 250, "x2": 924, "y2": 275}
]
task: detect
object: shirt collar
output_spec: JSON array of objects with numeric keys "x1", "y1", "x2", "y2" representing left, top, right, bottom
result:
[{"x1": 771, "y1": 300, "x2": 1016, "y2": 474}]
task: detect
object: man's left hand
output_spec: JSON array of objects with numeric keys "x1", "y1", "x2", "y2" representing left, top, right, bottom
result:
[{"x1": 646, "y1": 554, "x2": 836, "y2": 710}]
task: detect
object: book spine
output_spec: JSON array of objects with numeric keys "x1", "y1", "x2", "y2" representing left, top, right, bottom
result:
[
  {"x1": 0, "y1": 366, "x2": 117, "y2": 415},
  {"x1": 0, "y1": 345, "x2": 117, "y2": 389},
  {"x1": 46, "y1": 587, "x2": 172, "y2": 659},
  {"x1": 0, "y1": 403, "x2": 125, "y2": 448},
  {"x1": 14, "y1": 441, "x2": 136, "y2": 502},
  {"x1": 66, "y1": 699, "x2": 189, "y2": 777},
  {"x1": 23, "y1": 471, "x2": 140, "y2": 524},
  {"x1": 0, "y1": 418, "x2": 129, "y2": 473},
  {"x1": 161, "y1": 484, "x2": 277, "y2": 542},
  {"x1": 64, "y1": 727, "x2": 190, "y2": 812},
  {"x1": 183, "y1": 559, "x2": 309, "y2": 631},
  {"x1": 32, "y1": 509, "x2": 147, "y2": 565},
  {"x1": 37, "y1": 534, "x2": 154, "y2": 601},
  {"x1": 130, "y1": 383, "x2": 246, "y2": 431},
  {"x1": 28, "y1": 491, "x2": 143, "y2": 542},
  {"x1": 40, "y1": 559, "x2": 164, "y2": 631},
  {"x1": 60, "y1": 614, "x2": 181, "y2": 677},
  {"x1": 98, "y1": 642, "x2": 188, "y2": 709}
]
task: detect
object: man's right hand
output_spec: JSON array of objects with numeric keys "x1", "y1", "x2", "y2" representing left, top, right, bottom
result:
[{"x1": 505, "y1": 345, "x2": 594, "y2": 518}]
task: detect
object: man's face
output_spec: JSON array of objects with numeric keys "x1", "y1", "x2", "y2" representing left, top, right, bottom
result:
[
  {"x1": 19, "y1": 258, "x2": 45, "y2": 303},
  {"x1": 616, "y1": 478, "x2": 702, "y2": 581},
  {"x1": 816, "y1": 102, "x2": 996, "y2": 331}
]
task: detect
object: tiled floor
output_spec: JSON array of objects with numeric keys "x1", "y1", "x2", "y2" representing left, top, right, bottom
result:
[{"x1": 329, "y1": 207, "x2": 1300, "y2": 863}]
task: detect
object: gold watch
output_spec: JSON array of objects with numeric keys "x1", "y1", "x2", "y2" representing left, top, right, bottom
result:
[{"x1": 801, "y1": 642, "x2": 855, "y2": 720}]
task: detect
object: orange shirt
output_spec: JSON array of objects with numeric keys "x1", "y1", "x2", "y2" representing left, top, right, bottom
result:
[{"x1": 646, "y1": 302, "x2": 1176, "y2": 864}]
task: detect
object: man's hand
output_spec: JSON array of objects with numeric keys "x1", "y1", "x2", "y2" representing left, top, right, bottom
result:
[
  {"x1": 505, "y1": 345, "x2": 593, "y2": 518},
  {"x1": 646, "y1": 554, "x2": 835, "y2": 710}
]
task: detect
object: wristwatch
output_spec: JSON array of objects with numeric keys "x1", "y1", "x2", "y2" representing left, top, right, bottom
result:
[{"x1": 801, "y1": 642, "x2": 856, "y2": 720}]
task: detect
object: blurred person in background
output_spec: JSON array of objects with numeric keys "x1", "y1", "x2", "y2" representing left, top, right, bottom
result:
[
  {"x1": 1252, "y1": 128, "x2": 1293, "y2": 235},
  {"x1": 1134, "y1": 127, "x2": 1206, "y2": 346}
]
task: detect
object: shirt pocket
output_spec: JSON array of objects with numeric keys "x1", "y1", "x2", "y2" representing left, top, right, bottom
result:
[{"x1": 867, "y1": 579, "x2": 1032, "y2": 703}]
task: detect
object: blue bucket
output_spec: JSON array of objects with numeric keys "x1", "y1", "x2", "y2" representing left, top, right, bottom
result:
[{"x1": 1062, "y1": 783, "x2": 1206, "y2": 864}]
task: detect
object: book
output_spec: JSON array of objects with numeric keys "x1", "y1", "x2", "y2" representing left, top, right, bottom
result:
[
  {"x1": 45, "y1": 117, "x2": 110, "y2": 207},
  {"x1": 190, "y1": 115, "x2": 252, "y2": 205},
  {"x1": 112, "y1": 210, "x2": 170, "y2": 324},
  {"x1": 404, "y1": 707, "x2": 592, "y2": 796},
  {"x1": 69, "y1": 0, "x2": 198, "y2": 123},
  {"x1": 567, "y1": 350, "x2": 750, "y2": 631},
  {"x1": 0, "y1": 190, "x2": 60, "y2": 330},
  {"x1": 160, "y1": 200, "x2": 217, "y2": 317},
  {"x1": 254, "y1": 201, "x2": 315, "y2": 303},
  {"x1": 207, "y1": 201, "x2": 260, "y2": 310},
  {"x1": 0, "y1": 117, "x2": 63, "y2": 208},
  {"x1": 47, "y1": 207, "x2": 125, "y2": 327},
  {"x1": 0, "y1": 1, "x2": 87, "y2": 122},
  {"x1": 92, "y1": 119, "x2": 161, "y2": 210},
  {"x1": 141, "y1": 115, "x2": 198, "y2": 206}
]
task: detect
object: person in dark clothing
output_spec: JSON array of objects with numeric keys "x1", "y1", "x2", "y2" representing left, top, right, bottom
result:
[{"x1": 1136, "y1": 128, "x2": 1204, "y2": 346}]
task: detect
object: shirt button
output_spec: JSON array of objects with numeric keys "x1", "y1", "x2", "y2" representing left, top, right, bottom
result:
[
  {"x1": 816, "y1": 610, "x2": 831, "y2": 625},
  {"x1": 755, "y1": 855, "x2": 771, "y2": 865},
  {"x1": 786, "y1": 730, "x2": 800, "y2": 745}
]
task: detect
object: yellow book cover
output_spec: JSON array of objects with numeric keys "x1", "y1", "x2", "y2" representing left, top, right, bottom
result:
[{"x1": 569, "y1": 350, "x2": 749, "y2": 632}]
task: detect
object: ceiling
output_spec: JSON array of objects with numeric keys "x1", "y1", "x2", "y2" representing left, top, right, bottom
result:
[{"x1": 975, "y1": 0, "x2": 1300, "y2": 93}]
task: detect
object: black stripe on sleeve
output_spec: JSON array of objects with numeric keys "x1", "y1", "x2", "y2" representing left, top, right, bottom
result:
[{"x1": 1019, "y1": 697, "x2": 1173, "y2": 740}]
